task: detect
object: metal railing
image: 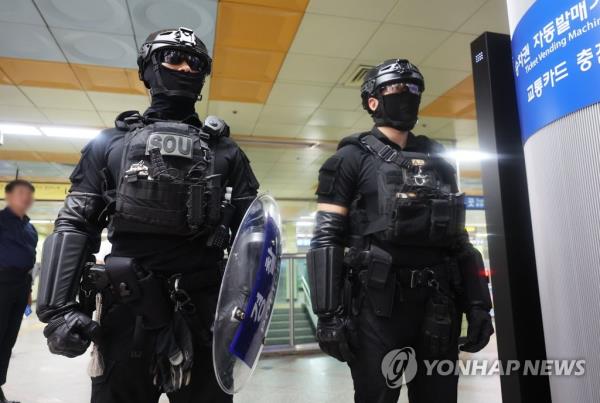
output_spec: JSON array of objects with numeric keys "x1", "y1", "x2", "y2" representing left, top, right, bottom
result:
[{"x1": 264, "y1": 253, "x2": 320, "y2": 354}]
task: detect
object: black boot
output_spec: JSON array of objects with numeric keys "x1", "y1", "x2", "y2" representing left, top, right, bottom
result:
[{"x1": 0, "y1": 386, "x2": 20, "y2": 403}]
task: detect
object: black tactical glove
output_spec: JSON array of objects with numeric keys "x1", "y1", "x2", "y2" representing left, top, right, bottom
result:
[
  {"x1": 152, "y1": 311, "x2": 195, "y2": 393},
  {"x1": 316, "y1": 315, "x2": 356, "y2": 363},
  {"x1": 459, "y1": 306, "x2": 494, "y2": 353},
  {"x1": 43, "y1": 310, "x2": 100, "y2": 358}
]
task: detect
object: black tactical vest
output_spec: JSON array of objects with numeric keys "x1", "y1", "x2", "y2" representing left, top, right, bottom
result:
[
  {"x1": 111, "y1": 120, "x2": 222, "y2": 236},
  {"x1": 348, "y1": 133, "x2": 465, "y2": 248}
]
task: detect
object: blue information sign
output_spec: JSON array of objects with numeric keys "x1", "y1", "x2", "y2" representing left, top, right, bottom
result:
[
  {"x1": 512, "y1": 0, "x2": 600, "y2": 142},
  {"x1": 464, "y1": 196, "x2": 485, "y2": 210}
]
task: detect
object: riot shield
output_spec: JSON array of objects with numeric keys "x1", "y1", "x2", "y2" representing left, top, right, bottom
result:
[{"x1": 213, "y1": 194, "x2": 282, "y2": 394}]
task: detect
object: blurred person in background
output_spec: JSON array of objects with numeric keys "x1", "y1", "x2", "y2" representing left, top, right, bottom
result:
[{"x1": 0, "y1": 180, "x2": 37, "y2": 403}]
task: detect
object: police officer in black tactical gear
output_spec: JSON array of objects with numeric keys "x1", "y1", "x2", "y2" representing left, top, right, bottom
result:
[
  {"x1": 307, "y1": 59, "x2": 494, "y2": 403},
  {"x1": 37, "y1": 27, "x2": 259, "y2": 403}
]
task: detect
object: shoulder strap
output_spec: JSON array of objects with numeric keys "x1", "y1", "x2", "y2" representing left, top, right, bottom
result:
[{"x1": 360, "y1": 133, "x2": 418, "y2": 169}]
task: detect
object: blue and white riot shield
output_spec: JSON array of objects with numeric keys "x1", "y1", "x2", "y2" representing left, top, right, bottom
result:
[{"x1": 213, "y1": 194, "x2": 282, "y2": 394}]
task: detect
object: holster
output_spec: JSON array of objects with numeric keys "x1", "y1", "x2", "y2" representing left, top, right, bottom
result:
[
  {"x1": 104, "y1": 256, "x2": 172, "y2": 329},
  {"x1": 358, "y1": 245, "x2": 395, "y2": 318}
]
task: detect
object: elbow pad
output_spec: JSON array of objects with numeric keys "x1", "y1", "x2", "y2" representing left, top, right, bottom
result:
[
  {"x1": 457, "y1": 245, "x2": 492, "y2": 311},
  {"x1": 54, "y1": 192, "x2": 106, "y2": 252},
  {"x1": 307, "y1": 246, "x2": 345, "y2": 316},
  {"x1": 310, "y1": 211, "x2": 347, "y2": 249}
]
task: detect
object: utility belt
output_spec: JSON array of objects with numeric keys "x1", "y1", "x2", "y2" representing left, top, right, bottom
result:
[
  {"x1": 344, "y1": 245, "x2": 461, "y2": 318},
  {"x1": 81, "y1": 256, "x2": 222, "y2": 330}
]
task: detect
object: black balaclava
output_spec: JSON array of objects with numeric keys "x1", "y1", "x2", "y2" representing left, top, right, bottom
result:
[
  {"x1": 372, "y1": 90, "x2": 421, "y2": 131},
  {"x1": 143, "y1": 64, "x2": 205, "y2": 121}
]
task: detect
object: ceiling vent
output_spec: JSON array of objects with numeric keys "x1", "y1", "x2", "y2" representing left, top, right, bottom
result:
[{"x1": 343, "y1": 64, "x2": 374, "y2": 87}]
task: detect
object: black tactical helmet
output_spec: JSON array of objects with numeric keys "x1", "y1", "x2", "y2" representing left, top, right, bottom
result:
[
  {"x1": 137, "y1": 27, "x2": 212, "y2": 85},
  {"x1": 360, "y1": 59, "x2": 425, "y2": 112}
]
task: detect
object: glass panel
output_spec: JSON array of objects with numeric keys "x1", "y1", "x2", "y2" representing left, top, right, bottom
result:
[
  {"x1": 265, "y1": 257, "x2": 291, "y2": 346},
  {"x1": 292, "y1": 257, "x2": 317, "y2": 345}
]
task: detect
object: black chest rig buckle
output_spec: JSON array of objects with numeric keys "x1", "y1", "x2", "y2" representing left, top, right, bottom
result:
[
  {"x1": 357, "y1": 133, "x2": 466, "y2": 247},
  {"x1": 111, "y1": 121, "x2": 222, "y2": 237}
]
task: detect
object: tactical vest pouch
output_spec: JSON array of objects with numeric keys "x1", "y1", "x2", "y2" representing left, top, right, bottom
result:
[
  {"x1": 114, "y1": 179, "x2": 191, "y2": 234},
  {"x1": 360, "y1": 245, "x2": 395, "y2": 318},
  {"x1": 388, "y1": 193, "x2": 466, "y2": 247},
  {"x1": 104, "y1": 256, "x2": 172, "y2": 330},
  {"x1": 112, "y1": 122, "x2": 217, "y2": 236}
]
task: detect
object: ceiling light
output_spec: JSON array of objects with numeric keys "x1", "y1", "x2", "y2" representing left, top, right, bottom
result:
[
  {"x1": 296, "y1": 221, "x2": 314, "y2": 227},
  {"x1": 444, "y1": 150, "x2": 493, "y2": 162},
  {"x1": 41, "y1": 126, "x2": 100, "y2": 139},
  {"x1": 0, "y1": 124, "x2": 41, "y2": 136}
]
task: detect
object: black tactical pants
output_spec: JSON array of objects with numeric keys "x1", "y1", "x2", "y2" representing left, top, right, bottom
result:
[
  {"x1": 90, "y1": 283, "x2": 231, "y2": 403},
  {"x1": 349, "y1": 285, "x2": 462, "y2": 403},
  {"x1": 0, "y1": 273, "x2": 30, "y2": 386}
]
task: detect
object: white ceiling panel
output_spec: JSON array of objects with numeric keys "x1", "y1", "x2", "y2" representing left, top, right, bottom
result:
[
  {"x1": 52, "y1": 29, "x2": 138, "y2": 68},
  {"x1": 20, "y1": 87, "x2": 95, "y2": 110},
  {"x1": 307, "y1": 109, "x2": 363, "y2": 128},
  {"x1": 0, "y1": 105, "x2": 49, "y2": 124},
  {"x1": 228, "y1": 121, "x2": 256, "y2": 135},
  {"x1": 358, "y1": 24, "x2": 451, "y2": 63},
  {"x1": 290, "y1": 14, "x2": 379, "y2": 59},
  {"x1": 98, "y1": 110, "x2": 119, "y2": 127},
  {"x1": 0, "y1": 0, "x2": 45, "y2": 25},
  {"x1": 267, "y1": 82, "x2": 331, "y2": 107},
  {"x1": 386, "y1": 0, "x2": 486, "y2": 31},
  {"x1": 444, "y1": 118, "x2": 479, "y2": 138},
  {"x1": 0, "y1": 85, "x2": 34, "y2": 107},
  {"x1": 298, "y1": 125, "x2": 349, "y2": 141},
  {"x1": 458, "y1": 0, "x2": 510, "y2": 35},
  {"x1": 422, "y1": 32, "x2": 478, "y2": 72},
  {"x1": 414, "y1": 116, "x2": 455, "y2": 135},
  {"x1": 277, "y1": 54, "x2": 352, "y2": 85},
  {"x1": 320, "y1": 87, "x2": 361, "y2": 110},
  {"x1": 276, "y1": 148, "x2": 323, "y2": 165},
  {"x1": 34, "y1": 0, "x2": 133, "y2": 35},
  {"x1": 18, "y1": 136, "x2": 80, "y2": 153},
  {"x1": 253, "y1": 122, "x2": 303, "y2": 137},
  {"x1": 351, "y1": 113, "x2": 375, "y2": 132},
  {"x1": 258, "y1": 105, "x2": 316, "y2": 125},
  {"x1": 307, "y1": 0, "x2": 398, "y2": 21},
  {"x1": 207, "y1": 101, "x2": 263, "y2": 125},
  {"x1": 418, "y1": 67, "x2": 470, "y2": 96},
  {"x1": 0, "y1": 135, "x2": 34, "y2": 151},
  {"x1": 128, "y1": 0, "x2": 217, "y2": 54},
  {"x1": 40, "y1": 108, "x2": 104, "y2": 126},
  {"x1": 0, "y1": 22, "x2": 65, "y2": 61},
  {"x1": 87, "y1": 91, "x2": 149, "y2": 112}
]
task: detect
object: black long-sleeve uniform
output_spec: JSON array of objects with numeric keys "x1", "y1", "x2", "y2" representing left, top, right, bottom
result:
[
  {"x1": 312, "y1": 127, "x2": 491, "y2": 403},
  {"x1": 39, "y1": 105, "x2": 259, "y2": 403}
]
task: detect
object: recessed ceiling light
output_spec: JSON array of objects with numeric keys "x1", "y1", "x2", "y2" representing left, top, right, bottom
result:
[
  {"x1": 40, "y1": 126, "x2": 100, "y2": 139},
  {"x1": 0, "y1": 124, "x2": 41, "y2": 136}
]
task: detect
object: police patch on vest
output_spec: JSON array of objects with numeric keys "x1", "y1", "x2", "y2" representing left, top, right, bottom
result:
[{"x1": 145, "y1": 132, "x2": 194, "y2": 159}]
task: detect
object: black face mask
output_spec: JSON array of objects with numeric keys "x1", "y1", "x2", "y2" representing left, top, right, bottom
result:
[
  {"x1": 143, "y1": 65, "x2": 205, "y2": 122},
  {"x1": 373, "y1": 92, "x2": 421, "y2": 131},
  {"x1": 144, "y1": 64, "x2": 205, "y2": 100}
]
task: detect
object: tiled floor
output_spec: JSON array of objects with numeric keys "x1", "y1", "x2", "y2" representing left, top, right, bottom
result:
[{"x1": 3, "y1": 316, "x2": 502, "y2": 403}]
